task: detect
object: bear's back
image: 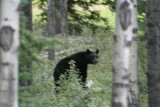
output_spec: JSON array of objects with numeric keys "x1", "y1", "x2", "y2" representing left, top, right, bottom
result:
[{"x1": 54, "y1": 51, "x2": 87, "y2": 73}]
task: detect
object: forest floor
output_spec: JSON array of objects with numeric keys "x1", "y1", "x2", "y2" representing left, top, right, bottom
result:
[
  {"x1": 19, "y1": 30, "x2": 148, "y2": 107},
  {"x1": 19, "y1": 32, "x2": 113, "y2": 107}
]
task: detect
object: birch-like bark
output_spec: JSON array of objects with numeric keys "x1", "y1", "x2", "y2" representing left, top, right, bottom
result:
[
  {"x1": 146, "y1": 0, "x2": 160, "y2": 107},
  {"x1": 112, "y1": 0, "x2": 134, "y2": 107},
  {"x1": 128, "y1": 0, "x2": 139, "y2": 107},
  {"x1": 0, "y1": 0, "x2": 20, "y2": 107}
]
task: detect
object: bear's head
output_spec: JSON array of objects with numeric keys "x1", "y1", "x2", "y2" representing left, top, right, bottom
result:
[{"x1": 85, "y1": 49, "x2": 99, "y2": 64}]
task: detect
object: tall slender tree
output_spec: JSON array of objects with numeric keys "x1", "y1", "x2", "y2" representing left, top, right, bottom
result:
[
  {"x1": 20, "y1": 0, "x2": 33, "y2": 86},
  {"x1": 23, "y1": 0, "x2": 32, "y2": 31},
  {"x1": 47, "y1": 0, "x2": 55, "y2": 60},
  {"x1": 60, "y1": 0, "x2": 68, "y2": 35},
  {"x1": 0, "y1": 0, "x2": 20, "y2": 107},
  {"x1": 112, "y1": 0, "x2": 134, "y2": 107},
  {"x1": 128, "y1": 0, "x2": 139, "y2": 107},
  {"x1": 55, "y1": 0, "x2": 61, "y2": 34},
  {"x1": 146, "y1": 0, "x2": 160, "y2": 106}
]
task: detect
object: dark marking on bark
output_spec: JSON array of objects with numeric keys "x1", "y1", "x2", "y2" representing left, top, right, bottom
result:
[
  {"x1": 9, "y1": 64, "x2": 15, "y2": 80},
  {"x1": 4, "y1": 18, "x2": 8, "y2": 21},
  {"x1": 7, "y1": 64, "x2": 16, "y2": 105},
  {"x1": 132, "y1": 36, "x2": 138, "y2": 41},
  {"x1": 146, "y1": 12, "x2": 151, "y2": 17},
  {"x1": 0, "y1": 26, "x2": 15, "y2": 51},
  {"x1": 153, "y1": 9, "x2": 160, "y2": 12},
  {"x1": 146, "y1": 72, "x2": 153, "y2": 80},
  {"x1": 129, "y1": 79, "x2": 138, "y2": 84},
  {"x1": 112, "y1": 92, "x2": 118, "y2": 98},
  {"x1": 112, "y1": 102, "x2": 123, "y2": 107},
  {"x1": 9, "y1": 64, "x2": 15, "y2": 100},
  {"x1": 122, "y1": 74, "x2": 130, "y2": 79},
  {"x1": 115, "y1": 52, "x2": 119, "y2": 55},
  {"x1": 130, "y1": 0, "x2": 133, "y2": 3},
  {"x1": 1, "y1": 62, "x2": 10, "y2": 66},
  {"x1": 114, "y1": 34, "x2": 117, "y2": 42},
  {"x1": 13, "y1": 45, "x2": 20, "y2": 54},
  {"x1": 114, "y1": 83, "x2": 129, "y2": 88},
  {"x1": 147, "y1": 39, "x2": 156, "y2": 46},
  {"x1": 119, "y1": 1, "x2": 132, "y2": 30},
  {"x1": 127, "y1": 94, "x2": 132, "y2": 106},
  {"x1": 124, "y1": 68, "x2": 128, "y2": 72},
  {"x1": 131, "y1": 54, "x2": 135, "y2": 58},
  {"x1": 1, "y1": 103, "x2": 10, "y2": 107},
  {"x1": 134, "y1": 5, "x2": 137, "y2": 8},
  {"x1": 124, "y1": 35, "x2": 132, "y2": 47},
  {"x1": 125, "y1": 41, "x2": 132, "y2": 47},
  {"x1": 124, "y1": 36, "x2": 131, "y2": 47},
  {"x1": 147, "y1": 22, "x2": 154, "y2": 27},
  {"x1": 17, "y1": 3, "x2": 22, "y2": 11},
  {"x1": 112, "y1": 67, "x2": 116, "y2": 73},
  {"x1": 133, "y1": 28, "x2": 138, "y2": 33}
]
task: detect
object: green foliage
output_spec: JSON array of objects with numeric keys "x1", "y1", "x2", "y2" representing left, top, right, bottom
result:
[
  {"x1": 19, "y1": 29, "x2": 113, "y2": 107},
  {"x1": 137, "y1": 0, "x2": 146, "y2": 32},
  {"x1": 33, "y1": 0, "x2": 47, "y2": 27},
  {"x1": 68, "y1": 0, "x2": 113, "y2": 34},
  {"x1": 21, "y1": 0, "x2": 28, "y2": 4},
  {"x1": 57, "y1": 60, "x2": 83, "y2": 93},
  {"x1": 137, "y1": 0, "x2": 146, "y2": 15},
  {"x1": 32, "y1": 0, "x2": 113, "y2": 34},
  {"x1": 138, "y1": 33, "x2": 148, "y2": 107},
  {"x1": 19, "y1": 0, "x2": 148, "y2": 106},
  {"x1": 19, "y1": 25, "x2": 148, "y2": 106},
  {"x1": 19, "y1": 25, "x2": 61, "y2": 82}
]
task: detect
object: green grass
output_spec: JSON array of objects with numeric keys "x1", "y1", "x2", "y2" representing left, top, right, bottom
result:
[
  {"x1": 20, "y1": 4, "x2": 148, "y2": 107},
  {"x1": 20, "y1": 4, "x2": 148, "y2": 104},
  {"x1": 19, "y1": 29, "x2": 114, "y2": 107},
  {"x1": 19, "y1": 27, "x2": 147, "y2": 106}
]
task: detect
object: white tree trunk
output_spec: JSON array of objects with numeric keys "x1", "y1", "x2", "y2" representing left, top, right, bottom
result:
[
  {"x1": 112, "y1": 0, "x2": 134, "y2": 107},
  {"x1": 128, "y1": 0, "x2": 139, "y2": 107},
  {"x1": 0, "y1": 0, "x2": 20, "y2": 107}
]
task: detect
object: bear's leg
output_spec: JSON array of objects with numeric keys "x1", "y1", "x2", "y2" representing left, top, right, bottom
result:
[
  {"x1": 54, "y1": 70, "x2": 61, "y2": 93},
  {"x1": 54, "y1": 78, "x2": 60, "y2": 93},
  {"x1": 79, "y1": 72, "x2": 87, "y2": 88}
]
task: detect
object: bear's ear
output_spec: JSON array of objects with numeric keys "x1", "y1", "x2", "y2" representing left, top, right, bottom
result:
[
  {"x1": 86, "y1": 49, "x2": 91, "y2": 54},
  {"x1": 96, "y1": 49, "x2": 99, "y2": 54}
]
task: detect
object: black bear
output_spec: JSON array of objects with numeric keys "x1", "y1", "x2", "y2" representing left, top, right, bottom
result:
[{"x1": 53, "y1": 49, "x2": 99, "y2": 92}]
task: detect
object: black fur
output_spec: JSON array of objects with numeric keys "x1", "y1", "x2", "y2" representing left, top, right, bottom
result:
[{"x1": 53, "y1": 49, "x2": 99, "y2": 92}]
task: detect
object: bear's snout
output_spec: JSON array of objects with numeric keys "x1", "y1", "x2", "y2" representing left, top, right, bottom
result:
[{"x1": 93, "y1": 60, "x2": 98, "y2": 64}]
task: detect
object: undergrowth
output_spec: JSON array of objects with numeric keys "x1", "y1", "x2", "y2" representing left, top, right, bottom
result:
[{"x1": 19, "y1": 28, "x2": 147, "y2": 107}]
